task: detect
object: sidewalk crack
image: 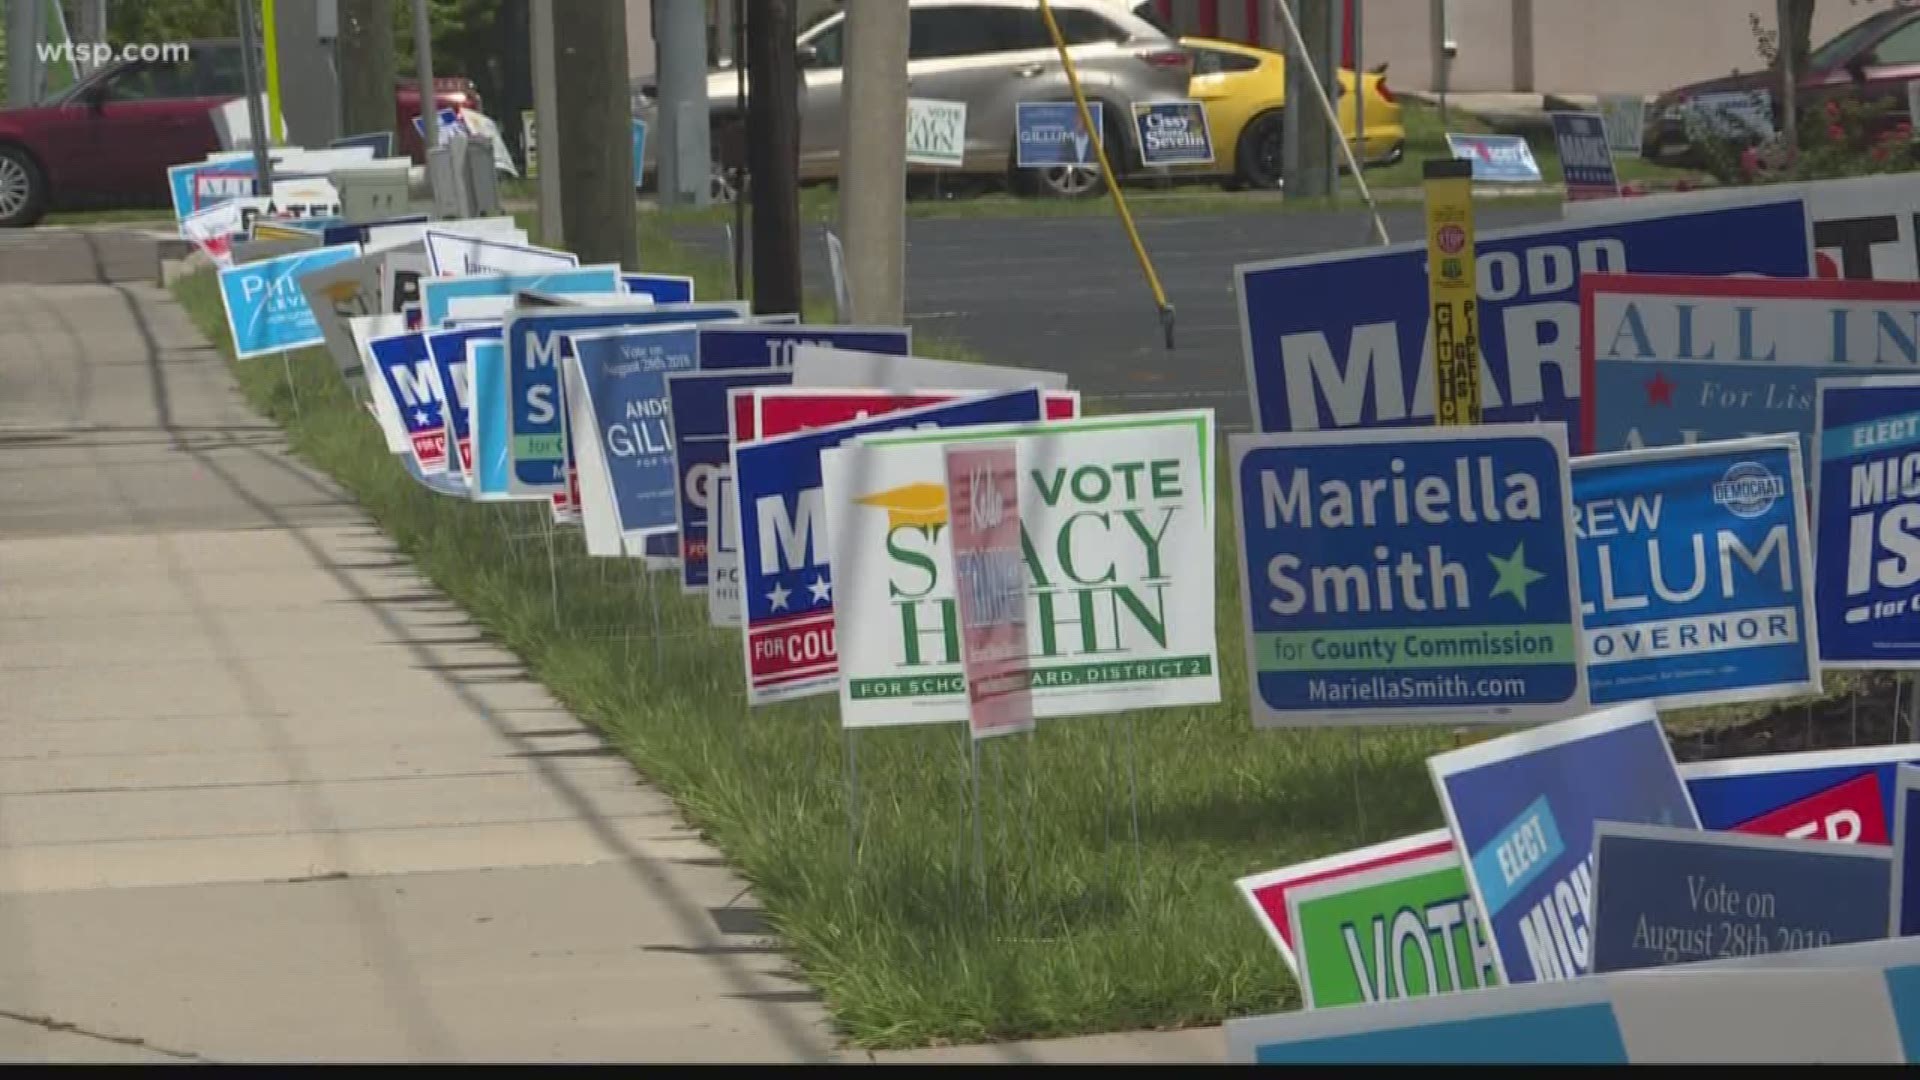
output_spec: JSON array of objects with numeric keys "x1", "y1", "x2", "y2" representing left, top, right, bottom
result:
[{"x1": 0, "y1": 1008, "x2": 213, "y2": 1062}]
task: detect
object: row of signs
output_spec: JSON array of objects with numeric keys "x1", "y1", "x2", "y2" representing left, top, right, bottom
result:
[
  {"x1": 1013, "y1": 99, "x2": 1215, "y2": 170},
  {"x1": 1230, "y1": 700, "x2": 1920, "y2": 1060}
]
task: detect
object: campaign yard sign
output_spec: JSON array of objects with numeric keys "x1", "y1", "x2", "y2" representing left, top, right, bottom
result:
[
  {"x1": 1445, "y1": 133, "x2": 1543, "y2": 183},
  {"x1": 1286, "y1": 851, "x2": 1499, "y2": 1010},
  {"x1": 217, "y1": 243, "x2": 363, "y2": 359},
  {"x1": 1551, "y1": 112, "x2": 1619, "y2": 202},
  {"x1": 370, "y1": 331, "x2": 450, "y2": 474},
  {"x1": 1430, "y1": 701, "x2": 1700, "y2": 985},
  {"x1": 1236, "y1": 830, "x2": 1459, "y2": 973},
  {"x1": 1581, "y1": 274, "x2": 1920, "y2": 458},
  {"x1": 1225, "y1": 935, "x2": 1920, "y2": 1064},
  {"x1": 503, "y1": 302, "x2": 748, "y2": 497},
  {"x1": 1230, "y1": 423, "x2": 1585, "y2": 727},
  {"x1": 1599, "y1": 95, "x2": 1646, "y2": 157},
  {"x1": 1570, "y1": 437, "x2": 1819, "y2": 710},
  {"x1": 467, "y1": 338, "x2": 526, "y2": 502},
  {"x1": 425, "y1": 325, "x2": 500, "y2": 475},
  {"x1": 828, "y1": 410, "x2": 1217, "y2": 728},
  {"x1": 1236, "y1": 195, "x2": 1810, "y2": 446},
  {"x1": 623, "y1": 273, "x2": 694, "y2": 304},
  {"x1": 945, "y1": 443, "x2": 1036, "y2": 739},
  {"x1": 1680, "y1": 743, "x2": 1920, "y2": 841},
  {"x1": 732, "y1": 389, "x2": 1047, "y2": 706},
  {"x1": 1891, "y1": 766, "x2": 1920, "y2": 936},
  {"x1": 424, "y1": 231, "x2": 577, "y2": 277},
  {"x1": 1133, "y1": 100, "x2": 1214, "y2": 167},
  {"x1": 698, "y1": 325, "x2": 912, "y2": 371},
  {"x1": 906, "y1": 97, "x2": 968, "y2": 168},
  {"x1": 420, "y1": 265, "x2": 621, "y2": 328},
  {"x1": 1588, "y1": 822, "x2": 1891, "y2": 975},
  {"x1": 666, "y1": 368, "x2": 793, "y2": 592},
  {"x1": 567, "y1": 325, "x2": 700, "y2": 543},
  {"x1": 709, "y1": 471, "x2": 742, "y2": 627},
  {"x1": 1814, "y1": 375, "x2": 1920, "y2": 668},
  {"x1": 791, "y1": 344, "x2": 1070, "y2": 392},
  {"x1": 1015, "y1": 101, "x2": 1103, "y2": 168},
  {"x1": 752, "y1": 387, "x2": 1079, "y2": 436}
]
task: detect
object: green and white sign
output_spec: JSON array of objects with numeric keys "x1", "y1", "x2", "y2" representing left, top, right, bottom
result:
[
  {"x1": 1287, "y1": 851, "x2": 1501, "y2": 1010},
  {"x1": 824, "y1": 410, "x2": 1219, "y2": 729}
]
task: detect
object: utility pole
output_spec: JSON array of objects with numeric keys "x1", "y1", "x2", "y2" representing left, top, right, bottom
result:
[
  {"x1": 555, "y1": 0, "x2": 637, "y2": 267},
  {"x1": 237, "y1": 0, "x2": 275, "y2": 196},
  {"x1": 530, "y1": 0, "x2": 564, "y2": 246},
  {"x1": 838, "y1": 0, "x2": 908, "y2": 323},
  {"x1": 336, "y1": 0, "x2": 395, "y2": 139},
  {"x1": 655, "y1": 0, "x2": 711, "y2": 208},
  {"x1": 746, "y1": 0, "x2": 801, "y2": 315},
  {"x1": 1281, "y1": 0, "x2": 1336, "y2": 200},
  {"x1": 76, "y1": 0, "x2": 107, "y2": 77},
  {"x1": 411, "y1": 0, "x2": 438, "y2": 150},
  {"x1": 1777, "y1": 0, "x2": 1800, "y2": 152},
  {"x1": 7, "y1": 0, "x2": 43, "y2": 107}
]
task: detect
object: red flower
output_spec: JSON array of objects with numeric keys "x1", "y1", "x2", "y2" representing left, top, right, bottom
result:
[
  {"x1": 1873, "y1": 145, "x2": 1890, "y2": 161},
  {"x1": 1828, "y1": 123, "x2": 1846, "y2": 141},
  {"x1": 1825, "y1": 99, "x2": 1841, "y2": 120},
  {"x1": 1897, "y1": 122, "x2": 1915, "y2": 139},
  {"x1": 1739, "y1": 146, "x2": 1761, "y2": 175}
]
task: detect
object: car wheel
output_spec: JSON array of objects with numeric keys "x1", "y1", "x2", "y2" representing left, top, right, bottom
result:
[
  {"x1": 0, "y1": 145, "x2": 47, "y2": 228},
  {"x1": 1033, "y1": 161, "x2": 1106, "y2": 199},
  {"x1": 1235, "y1": 109, "x2": 1286, "y2": 190}
]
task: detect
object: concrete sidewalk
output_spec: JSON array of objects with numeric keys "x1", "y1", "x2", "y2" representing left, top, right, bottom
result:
[{"x1": 0, "y1": 233, "x2": 838, "y2": 1062}]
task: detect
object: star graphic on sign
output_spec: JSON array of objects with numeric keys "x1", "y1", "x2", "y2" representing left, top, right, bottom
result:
[
  {"x1": 1644, "y1": 371, "x2": 1675, "y2": 407},
  {"x1": 806, "y1": 576, "x2": 832, "y2": 604},
  {"x1": 766, "y1": 582, "x2": 791, "y2": 612},
  {"x1": 412, "y1": 408, "x2": 430, "y2": 426},
  {"x1": 1487, "y1": 542, "x2": 1546, "y2": 610}
]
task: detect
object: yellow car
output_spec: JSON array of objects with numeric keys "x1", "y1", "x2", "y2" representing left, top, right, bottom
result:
[{"x1": 1183, "y1": 37, "x2": 1405, "y2": 190}]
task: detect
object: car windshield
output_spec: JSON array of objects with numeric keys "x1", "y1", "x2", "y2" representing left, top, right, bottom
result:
[{"x1": 1807, "y1": 13, "x2": 1897, "y2": 71}]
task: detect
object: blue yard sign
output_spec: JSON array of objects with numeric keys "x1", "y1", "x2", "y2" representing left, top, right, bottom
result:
[
  {"x1": 468, "y1": 339, "x2": 525, "y2": 502},
  {"x1": 632, "y1": 119, "x2": 648, "y2": 187},
  {"x1": 1682, "y1": 743, "x2": 1920, "y2": 841},
  {"x1": 1015, "y1": 101, "x2": 1104, "y2": 168},
  {"x1": 321, "y1": 213, "x2": 429, "y2": 249},
  {"x1": 1891, "y1": 766, "x2": 1920, "y2": 937},
  {"x1": 426, "y1": 324, "x2": 501, "y2": 477},
  {"x1": 1133, "y1": 100, "x2": 1214, "y2": 167},
  {"x1": 503, "y1": 301, "x2": 749, "y2": 497},
  {"x1": 1581, "y1": 275, "x2": 1920, "y2": 459},
  {"x1": 370, "y1": 330, "x2": 451, "y2": 475},
  {"x1": 217, "y1": 243, "x2": 363, "y2": 359},
  {"x1": 697, "y1": 324, "x2": 912, "y2": 370},
  {"x1": 622, "y1": 273, "x2": 694, "y2": 303},
  {"x1": 666, "y1": 367, "x2": 792, "y2": 592},
  {"x1": 421, "y1": 265, "x2": 621, "y2": 328},
  {"x1": 1571, "y1": 436, "x2": 1819, "y2": 710},
  {"x1": 568, "y1": 325, "x2": 700, "y2": 541},
  {"x1": 1229, "y1": 423, "x2": 1586, "y2": 727},
  {"x1": 731, "y1": 388, "x2": 1045, "y2": 706},
  {"x1": 1813, "y1": 374, "x2": 1920, "y2": 668},
  {"x1": 1430, "y1": 702, "x2": 1701, "y2": 985},
  {"x1": 1446, "y1": 133, "x2": 1543, "y2": 183},
  {"x1": 1551, "y1": 112, "x2": 1619, "y2": 201},
  {"x1": 1588, "y1": 821, "x2": 1890, "y2": 975},
  {"x1": 1237, "y1": 196, "x2": 1811, "y2": 448},
  {"x1": 329, "y1": 130, "x2": 395, "y2": 158}
]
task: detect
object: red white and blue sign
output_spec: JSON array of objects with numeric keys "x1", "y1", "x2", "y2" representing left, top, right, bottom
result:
[
  {"x1": 1571, "y1": 436, "x2": 1819, "y2": 710},
  {"x1": 1813, "y1": 374, "x2": 1920, "y2": 668},
  {"x1": 730, "y1": 388, "x2": 1045, "y2": 705},
  {"x1": 1681, "y1": 744, "x2": 1920, "y2": 840},
  {"x1": 1236, "y1": 195, "x2": 1811, "y2": 448},
  {"x1": 1580, "y1": 274, "x2": 1920, "y2": 458},
  {"x1": 697, "y1": 324, "x2": 912, "y2": 370},
  {"x1": 665, "y1": 367, "x2": 792, "y2": 592},
  {"x1": 1446, "y1": 132, "x2": 1543, "y2": 183},
  {"x1": 1430, "y1": 702, "x2": 1700, "y2": 985},
  {"x1": 370, "y1": 330, "x2": 450, "y2": 474}
]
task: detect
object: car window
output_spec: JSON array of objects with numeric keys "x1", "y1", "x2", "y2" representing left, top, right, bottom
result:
[
  {"x1": 1052, "y1": 9, "x2": 1129, "y2": 46},
  {"x1": 1191, "y1": 47, "x2": 1260, "y2": 76},
  {"x1": 1130, "y1": 2, "x2": 1174, "y2": 36},
  {"x1": 195, "y1": 45, "x2": 246, "y2": 97},
  {"x1": 1810, "y1": 13, "x2": 1900, "y2": 70},
  {"x1": 1870, "y1": 19, "x2": 1920, "y2": 66},
  {"x1": 805, "y1": 19, "x2": 846, "y2": 67},
  {"x1": 103, "y1": 59, "x2": 201, "y2": 101},
  {"x1": 909, "y1": 6, "x2": 1052, "y2": 59}
]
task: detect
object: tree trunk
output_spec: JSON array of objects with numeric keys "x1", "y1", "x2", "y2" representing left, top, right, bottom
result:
[{"x1": 554, "y1": 0, "x2": 637, "y2": 268}]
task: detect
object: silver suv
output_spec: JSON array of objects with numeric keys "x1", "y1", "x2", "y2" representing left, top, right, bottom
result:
[{"x1": 702, "y1": 0, "x2": 1193, "y2": 198}]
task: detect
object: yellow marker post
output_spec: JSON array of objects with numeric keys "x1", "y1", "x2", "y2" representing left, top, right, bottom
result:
[
  {"x1": 261, "y1": 0, "x2": 284, "y2": 145},
  {"x1": 1424, "y1": 157, "x2": 1480, "y2": 426}
]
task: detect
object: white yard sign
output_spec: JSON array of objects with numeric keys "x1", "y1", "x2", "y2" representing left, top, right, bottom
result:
[{"x1": 906, "y1": 97, "x2": 968, "y2": 168}]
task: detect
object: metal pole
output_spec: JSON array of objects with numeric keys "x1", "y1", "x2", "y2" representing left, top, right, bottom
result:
[
  {"x1": 838, "y1": 0, "x2": 909, "y2": 323},
  {"x1": 1777, "y1": 0, "x2": 1799, "y2": 151},
  {"x1": 412, "y1": 0, "x2": 439, "y2": 151},
  {"x1": 6, "y1": 0, "x2": 41, "y2": 107},
  {"x1": 731, "y1": 0, "x2": 747, "y2": 299},
  {"x1": 261, "y1": 0, "x2": 284, "y2": 143},
  {"x1": 530, "y1": 0, "x2": 564, "y2": 247},
  {"x1": 1270, "y1": 0, "x2": 1390, "y2": 245},
  {"x1": 656, "y1": 0, "x2": 713, "y2": 208},
  {"x1": 237, "y1": 0, "x2": 275, "y2": 196},
  {"x1": 1353, "y1": 0, "x2": 1365, "y2": 179}
]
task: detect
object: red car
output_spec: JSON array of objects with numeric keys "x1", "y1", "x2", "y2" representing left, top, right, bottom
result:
[
  {"x1": 1647, "y1": 4, "x2": 1920, "y2": 163},
  {"x1": 0, "y1": 38, "x2": 476, "y2": 227}
]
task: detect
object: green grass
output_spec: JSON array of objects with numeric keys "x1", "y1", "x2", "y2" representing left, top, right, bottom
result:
[{"x1": 169, "y1": 229, "x2": 1466, "y2": 1048}]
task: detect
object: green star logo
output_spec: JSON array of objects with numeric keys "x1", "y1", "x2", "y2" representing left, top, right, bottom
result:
[{"x1": 1487, "y1": 542, "x2": 1546, "y2": 610}]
